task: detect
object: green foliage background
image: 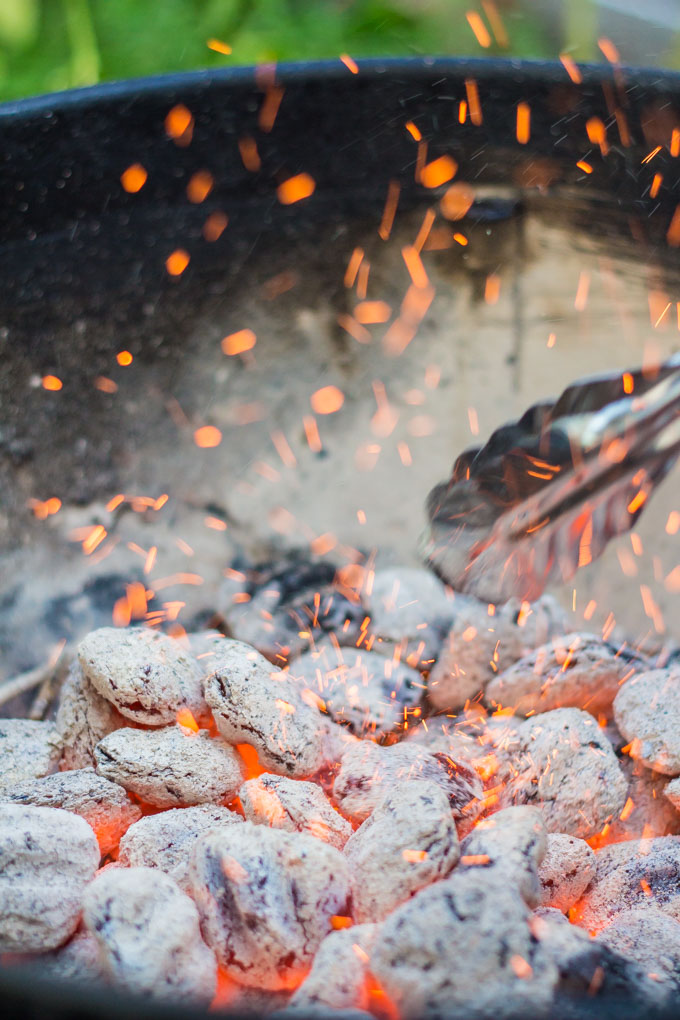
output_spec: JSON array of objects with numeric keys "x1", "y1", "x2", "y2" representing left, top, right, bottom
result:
[{"x1": 0, "y1": 0, "x2": 678, "y2": 103}]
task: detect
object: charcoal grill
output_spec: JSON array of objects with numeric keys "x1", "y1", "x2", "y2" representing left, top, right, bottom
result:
[{"x1": 1, "y1": 57, "x2": 680, "y2": 1018}]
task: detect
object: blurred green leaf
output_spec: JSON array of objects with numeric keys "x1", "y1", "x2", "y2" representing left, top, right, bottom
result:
[{"x1": 0, "y1": 0, "x2": 40, "y2": 49}]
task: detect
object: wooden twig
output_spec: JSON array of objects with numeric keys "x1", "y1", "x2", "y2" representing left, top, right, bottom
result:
[{"x1": 0, "y1": 644, "x2": 71, "y2": 710}]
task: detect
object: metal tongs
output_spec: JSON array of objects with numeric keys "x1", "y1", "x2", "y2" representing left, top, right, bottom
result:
[{"x1": 423, "y1": 354, "x2": 680, "y2": 603}]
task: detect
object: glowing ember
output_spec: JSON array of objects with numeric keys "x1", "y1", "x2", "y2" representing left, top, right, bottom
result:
[
  {"x1": 221, "y1": 329, "x2": 256, "y2": 356},
  {"x1": 41, "y1": 375, "x2": 62, "y2": 391},
  {"x1": 186, "y1": 170, "x2": 214, "y2": 203},
  {"x1": 116, "y1": 350, "x2": 133, "y2": 367},
  {"x1": 310, "y1": 385, "x2": 344, "y2": 415},
  {"x1": 166, "y1": 250, "x2": 190, "y2": 276}
]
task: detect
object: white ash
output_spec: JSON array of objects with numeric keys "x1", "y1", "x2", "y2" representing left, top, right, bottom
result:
[
  {"x1": 427, "y1": 594, "x2": 568, "y2": 713},
  {"x1": 614, "y1": 668, "x2": 680, "y2": 775},
  {"x1": 342, "y1": 779, "x2": 460, "y2": 926},
  {"x1": 0, "y1": 804, "x2": 99, "y2": 952},
  {"x1": 499, "y1": 707, "x2": 628, "y2": 839},
  {"x1": 2, "y1": 767, "x2": 141, "y2": 856},
  {"x1": 572, "y1": 836, "x2": 680, "y2": 933},
  {"x1": 344, "y1": 780, "x2": 459, "y2": 922},
  {"x1": 240, "y1": 773, "x2": 352, "y2": 850},
  {"x1": 363, "y1": 567, "x2": 456, "y2": 635},
  {"x1": 118, "y1": 804, "x2": 243, "y2": 892},
  {"x1": 538, "y1": 833, "x2": 595, "y2": 913},
  {"x1": 217, "y1": 985, "x2": 292, "y2": 1017},
  {"x1": 369, "y1": 868, "x2": 556, "y2": 1020},
  {"x1": 595, "y1": 907, "x2": 680, "y2": 990},
  {"x1": 0, "y1": 718, "x2": 61, "y2": 794},
  {"x1": 55, "y1": 662, "x2": 129, "y2": 770},
  {"x1": 78, "y1": 626, "x2": 208, "y2": 727},
  {"x1": 288, "y1": 642, "x2": 422, "y2": 739},
  {"x1": 94, "y1": 724, "x2": 244, "y2": 809},
  {"x1": 333, "y1": 740, "x2": 483, "y2": 828},
  {"x1": 189, "y1": 822, "x2": 351, "y2": 990},
  {"x1": 203, "y1": 639, "x2": 325, "y2": 777},
  {"x1": 289, "y1": 923, "x2": 378, "y2": 1012},
  {"x1": 459, "y1": 805, "x2": 546, "y2": 907},
  {"x1": 218, "y1": 558, "x2": 363, "y2": 662},
  {"x1": 33, "y1": 929, "x2": 106, "y2": 986},
  {"x1": 606, "y1": 754, "x2": 680, "y2": 843},
  {"x1": 83, "y1": 865, "x2": 216, "y2": 1004},
  {"x1": 486, "y1": 632, "x2": 646, "y2": 717}
]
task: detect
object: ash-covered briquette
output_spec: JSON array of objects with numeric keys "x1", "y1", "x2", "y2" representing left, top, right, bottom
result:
[
  {"x1": 36, "y1": 929, "x2": 106, "y2": 986},
  {"x1": 571, "y1": 836, "x2": 680, "y2": 933},
  {"x1": 218, "y1": 557, "x2": 365, "y2": 662},
  {"x1": 55, "y1": 662, "x2": 130, "y2": 770},
  {"x1": 0, "y1": 804, "x2": 99, "y2": 952},
  {"x1": 499, "y1": 707, "x2": 628, "y2": 838},
  {"x1": 189, "y1": 823, "x2": 351, "y2": 990},
  {"x1": 595, "y1": 907, "x2": 680, "y2": 993},
  {"x1": 82, "y1": 866, "x2": 216, "y2": 1004},
  {"x1": 239, "y1": 773, "x2": 352, "y2": 850},
  {"x1": 118, "y1": 805, "x2": 243, "y2": 892},
  {"x1": 343, "y1": 780, "x2": 459, "y2": 922},
  {"x1": 2, "y1": 767, "x2": 141, "y2": 856},
  {"x1": 288, "y1": 643, "x2": 422, "y2": 739},
  {"x1": 0, "y1": 718, "x2": 61, "y2": 793},
  {"x1": 606, "y1": 753, "x2": 680, "y2": 843},
  {"x1": 203, "y1": 639, "x2": 325, "y2": 777},
  {"x1": 333, "y1": 739, "x2": 483, "y2": 828},
  {"x1": 78, "y1": 626, "x2": 208, "y2": 726},
  {"x1": 426, "y1": 594, "x2": 569, "y2": 712},
  {"x1": 458, "y1": 805, "x2": 546, "y2": 908},
  {"x1": 288, "y1": 923, "x2": 378, "y2": 1012},
  {"x1": 486, "y1": 632, "x2": 648, "y2": 717},
  {"x1": 537, "y1": 833, "x2": 595, "y2": 913},
  {"x1": 613, "y1": 667, "x2": 680, "y2": 775},
  {"x1": 94, "y1": 724, "x2": 244, "y2": 808}
]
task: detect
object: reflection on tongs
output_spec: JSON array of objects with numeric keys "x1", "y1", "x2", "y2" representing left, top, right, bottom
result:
[{"x1": 423, "y1": 354, "x2": 680, "y2": 603}]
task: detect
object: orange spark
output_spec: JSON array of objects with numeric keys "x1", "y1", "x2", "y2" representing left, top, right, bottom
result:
[
  {"x1": 355, "y1": 301, "x2": 391, "y2": 324},
  {"x1": 144, "y1": 546, "x2": 157, "y2": 574},
  {"x1": 165, "y1": 104, "x2": 194, "y2": 146},
  {"x1": 640, "y1": 877, "x2": 652, "y2": 897},
  {"x1": 414, "y1": 208, "x2": 436, "y2": 252},
  {"x1": 120, "y1": 163, "x2": 147, "y2": 193},
  {"x1": 650, "y1": 173, "x2": 663, "y2": 199},
  {"x1": 41, "y1": 375, "x2": 62, "y2": 391},
  {"x1": 667, "y1": 205, "x2": 680, "y2": 246},
  {"x1": 440, "y1": 182, "x2": 475, "y2": 220},
  {"x1": 187, "y1": 170, "x2": 214, "y2": 203},
  {"x1": 82, "y1": 525, "x2": 107, "y2": 555},
  {"x1": 467, "y1": 407, "x2": 479, "y2": 435},
  {"x1": 193, "y1": 426, "x2": 222, "y2": 449},
  {"x1": 584, "y1": 599, "x2": 597, "y2": 621},
  {"x1": 378, "y1": 180, "x2": 400, "y2": 241},
  {"x1": 125, "y1": 581, "x2": 147, "y2": 619},
  {"x1": 311, "y1": 385, "x2": 344, "y2": 415},
  {"x1": 420, "y1": 155, "x2": 458, "y2": 188},
  {"x1": 338, "y1": 314, "x2": 371, "y2": 344},
  {"x1": 402, "y1": 849, "x2": 428, "y2": 863},
  {"x1": 485, "y1": 274, "x2": 500, "y2": 304},
  {"x1": 598, "y1": 38, "x2": 620, "y2": 63},
  {"x1": 331, "y1": 915, "x2": 354, "y2": 929},
  {"x1": 222, "y1": 329, "x2": 256, "y2": 356},
  {"x1": 458, "y1": 100, "x2": 467, "y2": 124},
  {"x1": 203, "y1": 211, "x2": 228, "y2": 241},
  {"x1": 303, "y1": 415, "x2": 322, "y2": 453},
  {"x1": 614, "y1": 108, "x2": 631, "y2": 147},
  {"x1": 277, "y1": 173, "x2": 316, "y2": 205},
  {"x1": 464, "y1": 79, "x2": 482, "y2": 124},
  {"x1": 666, "y1": 511, "x2": 680, "y2": 535},
  {"x1": 270, "y1": 430, "x2": 296, "y2": 468},
  {"x1": 112, "y1": 596, "x2": 131, "y2": 627},
  {"x1": 461, "y1": 854, "x2": 490, "y2": 865},
  {"x1": 106, "y1": 494, "x2": 124, "y2": 512},
  {"x1": 310, "y1": 532, "x2": 337, "y2": 556},
  {"x1": 642, "y1": 145, "x2": 662, "y2": 165},
  {"x1": 672, "y1": 128, "x2": 680, "y2": 157},
  {"x1": 205, "y1": 516, "x2": 228, "y2": 531},
  {"x1": 516, "y1": 102, "x2": 531, "y2": 145},
  {"x1": 401, "y1": 245, "x2": 429, "y2": 288},
  {"x1": 398, "y1": 441, "x2": 412, "y2": 466},
  {"x1": 116, "y1": 350, "x2": 133, "y2": 366},
  {"x1": 627, "y1": 490, "x2": 648, "y2": 515},
  {"x1": 405, "y1": 121, "x2": 421, "y2": 141},
  {"x1": 510, "y1": 955, "x2": 533, "y2": 979},
  {"x1": 622, "y1": 372, "x2": 634, "y2": 394},
  {"x1": 340, "y1": 53, "x2": 359, "y2": 73},
  {"x1": 453, "y1": 232, "x2": 468, "y2": 246},
  {"x1": 238, "y1": 137, "x2": 261, "y2": 172},
  {"x1": 576, "y1": 160, "x2": 593, "y2": 174},
  {"x1": 559, "y1": 53, "x2": 582, "y2": 84},
  {"x1": 95, "y1": 376, "x2": 117, "y2": 393},
  {"x1": 258, "y1": 86, "x2": 284, "y2": 132},
  {"x1": 574, "y1": 270, "x2": 590, "y2": 310},
  {"x1": 620, "y1": 797, "x2": 634, "y2": 821},
  {"x1": 166, "y1": 249, "x2": 190, "y2": 276},
  {"x1": 207, "y1": 38, "x2": 232, "y2": 54},
  {"x1": 344, "y1": 247, "x2": 364, "y2": 288},
  {"x1": 481, "y1": 0, "x2": 508, "y2": 46},
  {"x1": 586, "y1": 117, "x2": 608, "y2": 156},
  {"x1": 466, "y1": 10, "x2": 492, "y2": 48},
  {"x1": 356, "y1": 260, "x2": 370, "y2": 300}
]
